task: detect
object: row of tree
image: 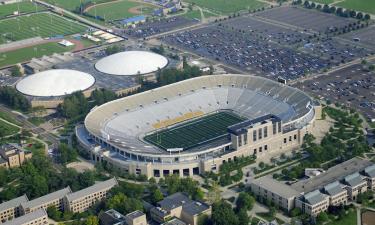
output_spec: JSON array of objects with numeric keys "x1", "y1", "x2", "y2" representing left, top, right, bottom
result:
[{"x1": 0, "y1": 86, "x2": 31, "y2": 112}]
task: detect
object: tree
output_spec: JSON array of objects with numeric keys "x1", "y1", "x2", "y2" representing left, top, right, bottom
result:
[
  {"x1": 364, "y1": 14, "x2": 371, "y2": 20},
  {"x1": 151, "y1": 188, "x2": 164, "y2": 204},
  {"x1": 236, "y1": 192, "x2": 255, "y2": 211},
  {"x1": 212, "y1": 200, "x2": 239, "y2": 225},
  {"x1": 85, "y1": 215, "x2": 99, "y2": 225},
  {"x1": 237, "y1": 208, "x2": 250, "y2": 225},
  {"x1": 316, "y1": 212, "x2": 329, "y2": 224},
  {"x1": 10, "y1": 65, "x2": 22, "y2": 77},
  {"x1": 104, "y1": 45, "x2": 122, "y2": 55},
  {"x1": 106, "y1": 193, "x2": 143, "y2": 215},
  {"x1": 269, "y1": 207, "x2": 276, "y2": 217},
  {"x1": 47, "y1": 206, "x2": 61, "y2": 221},
  {"x1": 58, "y1": 143, "x2": 78, "y2": 164},
  {"x1": 0, "y1": 86, "x2": 31, "y2": 111}
]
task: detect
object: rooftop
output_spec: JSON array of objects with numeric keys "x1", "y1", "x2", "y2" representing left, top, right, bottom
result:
[
  {"x1": 66, "y1": 178, "x2": 117, "y2": 202},
  {"x1": 158, "y1": 192, "x2": 210, "y2": 216},
  {"x1": 323, "y1": 181, "x2": 345, "y2": 196},
  {"x1": 228, "y1": 114, "x2": 280, "y2": 135},
  {"x1": 162, "y1": 218, "x2": 187, "y2": 225},
  {"x1": 250, "y1": 176, "x2": 300, "y2": 199},
  {"x1": 303, "y1": 190, "x2": 328, "y2": 205},
  {"x1": 292, "y1": 158, "x2": 373, "y2": 193},
  {"x1": 0, "y1": 195, "x2": 28, "y2": 212},
  {"x1": 2, "y1": 208, "x2": 47, "y2": 225},
  {"x1": 126, "y1": 210, "x2": 145, "y2": 219},
  {"x1": 343, "y1": 173, "x2": 365, "y2": 187},
  {"x1": 364, "y1": 164, "x2": 375, "y2": 178},
  {"x1": 21, "y1": 187, "x2": 71, "y2": 210},
  {"x1": 99, "y1": 209, "x2": 125, "y2": 225}
]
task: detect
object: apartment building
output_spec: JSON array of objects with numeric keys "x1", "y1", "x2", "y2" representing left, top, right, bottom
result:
[
  {"x1": 1, "y1": 209, "x2": 48, "y2": 225},
  {"x1": 64, "y1": 178, "x2": 118, "y2": 213},
  {"x1": 342, "y1": 173, "x2": 368, "y2": 201},
  {"x1": 20, "y1": 187, "x2": 72, "y2": 215},
  {"x1": 249, "y1": 176, "x2": 299, "y2": 212},
  {"x1": 0, "y1": 195, "x2": 28, "y2": 223},
  {"x1": 0, "y1": 144, "x2": 32, "y2": 168},
  {"x1": 363, "y1": 164, "x2": 375, "y2": 190},
  {"x1": 150, "y1": 193, "x2": 211, "y2": 225},
  {"x1": 295, "y1": 190, "x2": 329, "y2": 217}
]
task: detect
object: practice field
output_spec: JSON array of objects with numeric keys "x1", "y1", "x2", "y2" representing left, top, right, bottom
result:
[
  {"x1": 184, "y1": 0, "x2": 266, "y2": 14},
  {"x1": 86, "y1": 0, "x2": 155, "y2": 21},
  {"x1": 144, "y1": 111, "x2": 246, "y2": 150},
  {"x1": 0, "y1": 1, "x2": 46, "y2": 18},
  {"x1": 335, "y1": 0, "x2": 375, "y2": 14},
  {"x1": 0, "y1": 42, "x2": 74, "y2": 68},
  {"x1": 0, "y1": 12, "x2": 87, "y2": 44}
]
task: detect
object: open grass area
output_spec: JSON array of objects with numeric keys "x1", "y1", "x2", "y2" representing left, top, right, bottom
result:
[
  {"x1": 335, "y1": 0, "x2": 375, "y2": 14},
  {"x1": 0, "y1": 1, "x2": 46, "y2": 18},
  {"x1": 0, "y1": 12, "x2": 87, "y2": 44},
  {"x1": 184, "y1": 0, "x2": 267, "y2": 14},
  {"x1": 86, "y1": 0, "x2": 155, "y2": 21},
  {"x1": 0, "y1": 42, "x2": 74, "y2": 68},
  {"x1": 255, "y1": 212, "x2": 284, "y2": 224},
  {"x1": 183, "y1": 10, "x2": 216, "y2": 20},
  {"x1": 0, "y1": 111, "x2": 21, "y2": 126},
  {"x1": 326, "y1": 208, "x2": 357, "y2": 225},
  {"x1": 0, "y1": 119, "x2": 20, "y2": 137},
  {"x1": 42, "y1": 0, "x2": 90, "y2": 11},
  {"x1": 144, "y1": 111, "x2": 245, "y2": 150},
  {"x1": 311, "y1": 0, "x2": 334, "y2": 4}
]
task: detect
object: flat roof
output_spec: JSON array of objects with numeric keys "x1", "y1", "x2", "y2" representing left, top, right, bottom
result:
[
  {"x1": 250, "y1": 176, "x2": 300, "y2": 199},
  {"x1": 292, "y1": 157, "x2": 373, "y2": 193},
  {"x1": 95, "y1": 51, "x2": 168, "y2": 76},
  {"x1": 227, "y1": 114, "x2": 280, "y2": 135},
  {"x1": 2, "y1": 208, "x2": 47, "y2": 225},
  {"x1": 65, "y1": 178, "x2": 117, "y2": 202},
  {"x1": 0, "y1": 195, "x2": 28, "y2": 212},
  {"x1": 21, "y1": 187, "x2": 71, "y2": 210},
  {"x1": 16, "y1": 69, "x2": 95, "y2": 97}
]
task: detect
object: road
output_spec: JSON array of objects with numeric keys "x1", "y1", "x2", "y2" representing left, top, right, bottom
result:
[{"x1": 0, "y1": 104, "x2": 59, "y2": 147}]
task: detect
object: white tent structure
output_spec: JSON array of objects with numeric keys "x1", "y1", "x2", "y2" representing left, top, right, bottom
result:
[
  {"x1": 16, "y1": 69, "x2": 95, "y2": 97},
  {"x1": 95, "y1": 51, "x2": 168, "y2": 76}
]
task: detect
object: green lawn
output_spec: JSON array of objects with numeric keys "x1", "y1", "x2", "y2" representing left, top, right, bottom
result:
[
  {"x1": 42, "y1": 0, "x2": 90, "y2": 11},
  {"x1": 0, "y1": 111, "x2": 21, "y2": 126},
  {"x1": 311, "y1": 0, "x2": 334, "y2": 4},
  {"x1": 183, "y1": 10, "x2": 217, "y2": 20},
  {"x1": 326, "y1": 209, "x2": 357, "y2": 225},
  {"x1": 144, "y1": 111, "x2": 245, "y2": 150},
  {"x1": 255, "y1": 212, "x2": 284, "y2": 224},
  {"x1": 0, "y1": 12, "x2": 87, "y2": 44},
  {"x1": 0, "y1": 1, "x2": 46, "y2": 18},
  {"x1": 0, "y1": 42, "x2": 74, "y2": 68},
  {"x1": 336, "y1": 0, "x2": 375, "y2": 14},
  {"x1": 86, "y1": 0, "x2": 155, "y2": 21},
  {"x1": 184, "y1": 0, "x2": 267, "y2": 14},
  {"x1": 0, "y1": 119, "x2": 20, "y2": 137}
]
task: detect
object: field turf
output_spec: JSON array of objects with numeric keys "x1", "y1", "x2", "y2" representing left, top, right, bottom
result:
[
  {"x1": 0, "y1": 42, "x2": 74, "y2": 68},
  {"x1": 0, "y1": 12, "x2": 87, "y2": 44},
  {"x1": 0, "y1": 1, "x2": 46, "y2": 18},
  {"x1": 86, "y1": 0, "x2": 155, "y2": 21},
  {"x1": 144, "y1": 111, "x2": 245, "y2": 150},
  {"x1": 336, "y1": 0, "x2": 375, "y2": 14},
  {"x1": 184, "y1": 0, "x2": 267, "y2": 14}
]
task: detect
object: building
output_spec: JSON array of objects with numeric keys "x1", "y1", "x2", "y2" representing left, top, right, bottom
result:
[
  {"x1": 64, "y1": 178, "x2": 118, "y2": 213},
  {"x1": 1, "y1": 209, "x2": 48, "y2": 225},
  {"x1": 342, "y1": 173, "x2": 367, "y2": 201},
  {"x1": 0, "y1": 195, "x2": 28, "y2": 223},
  {"x1": 162, "y1": 218, "x2": 186, "y2": 225},
  {"x1": 0, "y1": 144, "x2": 32, "y2": 169},
  {"x1": 249, "y1": 176, "x2": 299, "y2": 212},
  {"x1": 99, "y1": 209, "x2": 147, "y2": 225},
  {"x1": 121, "y1": 15, "x2": 146, "y2": 26},
  {"x1": 125, "y1": 210, "x2": 147, "y2": 225},
  {"x1": 295, "y1": 190, "x2": 329, "y2": 217},
  {"x1": 150, "y1": 193, "x2": 211, "y2": 225},
  {"x1": 363, "y1": 164, "x2": 375, "y2": 190},
  {"x1": 321, "y1": 181, "x2": 348, "y2": 206},
  {"x1": 79, "y1": 74, "x2": 319, "y2": 178},
  {"x1": 20, "y1": 187, "x2": 72, "y2": 214}
]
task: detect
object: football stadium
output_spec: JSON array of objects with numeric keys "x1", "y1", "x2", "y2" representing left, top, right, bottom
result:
[{"x1": 77, "y1": 74, "x2": 321, "y2": 178}]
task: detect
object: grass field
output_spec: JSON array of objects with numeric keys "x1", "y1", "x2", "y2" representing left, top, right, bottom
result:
[
  {"x1": 86, "y1": 0, "x2": 155, "y2": 21},
  {"x1": 0, "y1": 42, "x2": 74, "y2": 68},
  {"x1": 0, "y1": 12, "x2": 87, "y2": 44},
  {"x1": 144, "y1": 111, "x2": 245, "y2": 150},
  {"x1": 335, "y1": 0, "x2": 375, "y2": 14},
  {"x1": 326, "y1": 209, "x2": 356, "y2": 225},
  {"x1": 0, "y1": 119, "x2": 20, "y2": 137},
  {"x1": 0, "y1": 1, "x2": 46, "y2": 18},
  {"x1": 183, "y1": 10, "x2": 216, "y2": 20},
  {"x1": 0, "y1": 111, "x2": 21, "y2": 126},
  {"x1": 184, "y1": 0, "x2": 267, "y2": 14},
  {"x1": 42, "y1": 0, "x2": 91, "y2": 11},
  {"x1": 311, "y1": 0, "x2": 334, "y2": 4}
]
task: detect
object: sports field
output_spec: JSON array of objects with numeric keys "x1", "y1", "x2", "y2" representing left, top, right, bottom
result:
[
  {"x1": 0, "y1": 42, "x2": 74, "y2": 68},
  {"x1": 86, "y1": 0, "x2": 155, "y2": 21},
  {"x1": 335, "y1": 0, "x2": 375, "y2": 14},
  {"x1": 184, "y1": 0, "x2": 267, "y2": 14},
  {"x1": 0, "y1": 1, "x2": 46, "y2": 18},
  {"x1": 144, "y1": 111, "x2": 245, "y2": 150},
  {"x1": 0, "y1": 12, "x2": 87, "y2": 44}
]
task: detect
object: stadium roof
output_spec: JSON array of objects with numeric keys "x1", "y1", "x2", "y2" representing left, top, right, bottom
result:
[
  {"x1": 95, "y1": 51, "x2": 168, "y2": 76},
  {"x1": 16, "y1": 69, "x2": 95, "y2": 97}
]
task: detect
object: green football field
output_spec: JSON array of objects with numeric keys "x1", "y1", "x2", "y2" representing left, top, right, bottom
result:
[
  {"x1": 144, "y1": 111, "x2": 246, "y2": 150},
  {"x1": 0, "y1": 42, "x2": 74, "y2": 68},
  {"x1": 0, "y1": 1, "x2": 46, "y2": 18},
  {"x1": 184, "y1": 0, "x2": 267, "y2": 14},
  {"x1": 0, "y1": 12, "x2": 87, "y2": 44},
  {"x1": 86, "y1": 0, "x2": 155, "y2": 21}
]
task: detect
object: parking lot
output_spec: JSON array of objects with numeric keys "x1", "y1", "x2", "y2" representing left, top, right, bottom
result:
[
  {"x1": 255, "y1": 6, "x2": 357, "y2": 33},
  {"x1": 124, "y1": 16, "x2": 197, "y2": 38},
  {"x1": 162, "y1": 24, "x2": 328, "y2": 79},
  {"x1": 293, "y1": 64, "x2": 375, "y2": 121},
  {"x1": 340, "y1": 24, "x2": 375, "y2": 51}
]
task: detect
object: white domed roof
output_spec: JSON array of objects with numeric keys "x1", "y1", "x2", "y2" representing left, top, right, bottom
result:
[
  {"x1": 95, "y1": 51, "x2": 168, "y2": 76},
  {"x1": 16, "y1": 69, "x2": 95, "y2": 97}
]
